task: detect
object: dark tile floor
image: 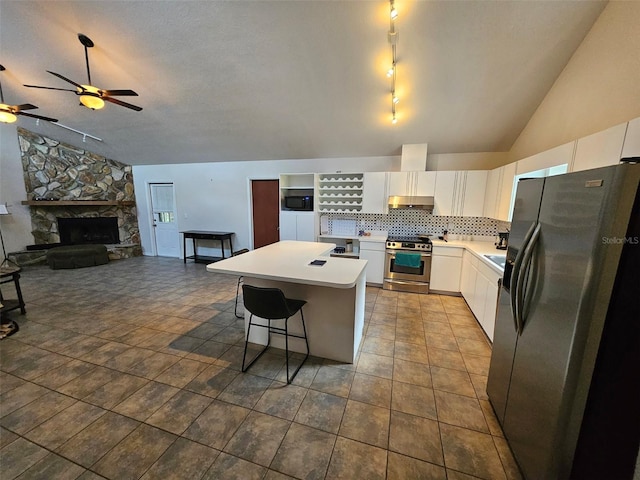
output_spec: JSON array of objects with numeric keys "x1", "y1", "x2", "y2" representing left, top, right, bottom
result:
[{"x1": 0, "y1": 256, "x2": 522, "y2": 479}]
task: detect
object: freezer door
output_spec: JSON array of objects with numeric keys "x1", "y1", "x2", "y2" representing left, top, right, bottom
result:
[
  {"x1": 487, "y1": 178, "x2": 544, "y2": 424},
  {"x1": 501, "y1": 168, "x2": 615, "y2": 479}
]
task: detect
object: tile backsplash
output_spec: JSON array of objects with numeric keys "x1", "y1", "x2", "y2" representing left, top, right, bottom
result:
[{"x1": 322, "y1": 209, "x2": 510, "y2": 239}]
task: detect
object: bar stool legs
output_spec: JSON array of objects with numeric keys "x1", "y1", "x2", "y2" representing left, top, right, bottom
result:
[
  {"x1": 240, "y1": 285, "x2": 309, "y2": 384},
  {"x1": 234, "y1": 276, "x2": 243, "y2": 318}
]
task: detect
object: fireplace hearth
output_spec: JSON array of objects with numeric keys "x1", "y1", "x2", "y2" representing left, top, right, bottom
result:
[{"x1": 58, "y1": 217, "x2": 120, "y2": 245}]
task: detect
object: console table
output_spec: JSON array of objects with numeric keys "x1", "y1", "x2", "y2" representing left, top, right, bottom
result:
[
  {"x1": 182, "y1": 231, "x2": 234, "y2": 264},
  {"x1": 0, "y1": 266, "x2": 26, "y2": 317}
]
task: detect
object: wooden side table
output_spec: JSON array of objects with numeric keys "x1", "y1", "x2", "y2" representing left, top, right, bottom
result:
[
  {"x1": 0, "y1": 266, "x2": 26, "y2": 317},
  {"x1": 182, "y1": 231, "x2": 234, "y2": 264}
]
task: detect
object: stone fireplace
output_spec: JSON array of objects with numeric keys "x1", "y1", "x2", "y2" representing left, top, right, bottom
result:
[{"x1": 16, "y1": 127, "x2": 142, "y2": 259}]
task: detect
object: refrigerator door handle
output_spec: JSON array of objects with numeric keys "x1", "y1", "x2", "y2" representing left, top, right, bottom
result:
[
  {"x1": 511, "y1": 222, "x2": 537, "y2": 333},
  {"x1": 515, "y1": 222, "x2": 541, "y2": 335}
]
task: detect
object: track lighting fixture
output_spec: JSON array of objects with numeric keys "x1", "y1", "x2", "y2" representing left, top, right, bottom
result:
[{"x1": 386, "y1": 0, "x2": 400, "y2": 124}]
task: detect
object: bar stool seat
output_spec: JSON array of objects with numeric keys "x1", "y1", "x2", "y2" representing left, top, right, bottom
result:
[{"x1": 241, "y1": 284, "x2": 309, "y2": 384}]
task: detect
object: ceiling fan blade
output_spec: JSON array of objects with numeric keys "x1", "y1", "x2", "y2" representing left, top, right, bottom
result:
[
  {"x1": 104, "y1": 96, "x2": 142, "y2": 111},
  {"x1": 47, "y1": 71, "x2": 84, "y2": 89},
  {"x1": 102, "y1": 89, "x2": 138, "y2": 97},
  {"x1": 18, "y1": 111, "x2": 58, "y2": 122},
  {"x1": 23, "y1": 84, "x2": 77, "y2": 92},
  {"x1": 13, "y1": 103, "x2": 38, "y2": 111}
]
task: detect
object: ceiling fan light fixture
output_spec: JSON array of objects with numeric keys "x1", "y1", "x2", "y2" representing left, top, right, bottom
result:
[
  {"x1": 79, "y1": 85, "x2": 105, "y2": 110},
  {"x1": 0, "y1": 105, "x2": 17, "y2": 123}
]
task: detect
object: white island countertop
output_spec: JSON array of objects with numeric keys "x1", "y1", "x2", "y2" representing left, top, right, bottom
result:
[{"x1": 206, "y1": 240, "x2": 368, "y2": 289}]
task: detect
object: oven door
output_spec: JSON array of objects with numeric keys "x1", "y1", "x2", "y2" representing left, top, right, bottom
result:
[{"x1": 384, "y1": 250, "x2": 431, "y2": 283}]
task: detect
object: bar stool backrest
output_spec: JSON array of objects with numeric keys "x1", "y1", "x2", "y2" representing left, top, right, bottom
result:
[{"x1": 242, "y1": 285, "x2": 294, "y2": 320}]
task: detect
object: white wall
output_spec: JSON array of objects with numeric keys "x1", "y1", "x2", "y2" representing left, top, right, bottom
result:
[
  {"x1": 0, "y1": 124, "x2": 32, "y2": 255},
  {"x1": 133, "y1": 157, "x2": 395, "y2": 256},
  {"x1": 509, "y1": 1, "x2": 640, "y2": 162},
  {"x1": 427, "y1": 152, "x2": 510, "y2": 171}
]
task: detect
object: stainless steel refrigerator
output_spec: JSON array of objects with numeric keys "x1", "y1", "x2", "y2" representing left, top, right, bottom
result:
[{"x1": 487, "y1": 163, "x2": 640, "y2": 479}]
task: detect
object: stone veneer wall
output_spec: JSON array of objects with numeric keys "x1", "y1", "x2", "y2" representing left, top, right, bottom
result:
[{"x1": 17, "y1": 127, "x2": 140, "y2": 247}]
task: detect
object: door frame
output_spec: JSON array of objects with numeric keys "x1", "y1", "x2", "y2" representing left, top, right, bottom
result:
[
  {"x1": 146, "y1": 180, "x2": 178, "y2": 257},
  {"x1": 246, "y1": 175, "x2": 279, "y2": 250}
]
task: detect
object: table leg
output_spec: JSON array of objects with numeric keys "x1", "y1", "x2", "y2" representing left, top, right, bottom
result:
[
  {"x1": 14, "y1": 274, "x2": 25, "y2": 314},
  {"x1": 193, "y1": 238, "x2": 198, "y2": 263},
  {"x1": 183, "y1": 234, "x2": 187, "y2": 263}
]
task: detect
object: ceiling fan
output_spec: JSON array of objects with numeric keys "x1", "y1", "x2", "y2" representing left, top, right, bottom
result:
[
  {"x1": 24, "y1": 33, "x2": 142, "y2": 112},
  {"x1": 0, "y1": 65, "x2": 58, "y2": 124}
]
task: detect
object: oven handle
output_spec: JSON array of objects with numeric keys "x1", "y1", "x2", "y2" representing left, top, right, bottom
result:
[{"x1": 386, "y1": 250, "x2": 432, "y2": 258}]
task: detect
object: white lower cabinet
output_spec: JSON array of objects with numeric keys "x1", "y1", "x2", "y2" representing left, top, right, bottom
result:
[
  {"x1": 460, "y1": 251, "x2": 501, "y2": 341},
  {"x1": 430, "y1": 246, "x2": 463, "y2": 293},
  {"x1": 359, "y1": 240, "x2": 385, "y2": 285},
  {"x1": 279, "y1": 212, "x2": 315, "y2": 241}
]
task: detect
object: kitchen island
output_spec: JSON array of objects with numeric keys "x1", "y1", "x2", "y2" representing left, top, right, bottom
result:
[{"x1": 206, "y1": 241, "x2": 368, "y2": 363}]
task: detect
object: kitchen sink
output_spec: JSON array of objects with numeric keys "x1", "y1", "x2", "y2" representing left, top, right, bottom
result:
[{"x1": 484, "y1": 254, "x2": 507, "y2": 269}]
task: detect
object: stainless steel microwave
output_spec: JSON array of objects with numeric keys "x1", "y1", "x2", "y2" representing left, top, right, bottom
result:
[{"x1": 284, "y1": 195, "x2": 313, "y2": 211}]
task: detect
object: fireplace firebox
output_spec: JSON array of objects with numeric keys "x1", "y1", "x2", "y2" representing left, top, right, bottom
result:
[{"x1": 58, "y1": 217, "x2": 120, "y2": 245}]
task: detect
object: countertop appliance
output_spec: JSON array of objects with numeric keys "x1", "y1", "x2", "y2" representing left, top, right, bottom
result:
[
  {"x1": 383, "y1": 236, "x2": 432, "y2": 293},
  {"x1": 486, "y1": 163, "x2": 640, "y2": 480},
  {"x1": 284, "y1": 195, "x2": 313, "y2": 211},
  {"x1": 496, "y1": 231, "x2": 509, "y2": 250}
]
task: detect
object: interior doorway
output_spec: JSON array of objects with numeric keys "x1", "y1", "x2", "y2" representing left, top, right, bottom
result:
[
  {"x1": 149, "y1": 182, "x2": 180, "y2": 257},
  {"x1": 251, "y1": 179, "x2": 280, "y2": 248}
]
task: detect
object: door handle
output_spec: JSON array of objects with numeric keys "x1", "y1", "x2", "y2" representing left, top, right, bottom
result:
[
  {"x1": 515, "y1": 223, "x2": 540, "y2": 335},
  {"x1": 510, "y1": 222, "x2": 536, "y2": 334}
]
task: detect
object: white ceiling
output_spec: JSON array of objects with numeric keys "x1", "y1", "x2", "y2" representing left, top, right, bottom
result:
[{"x1": 0, "y1": 0, "x2": 606, "y2": 166}]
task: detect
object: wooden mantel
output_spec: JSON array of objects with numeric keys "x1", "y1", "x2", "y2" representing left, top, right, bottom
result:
[{"x1": 21, "y1": 200, "x2": 135, "y2": 206}]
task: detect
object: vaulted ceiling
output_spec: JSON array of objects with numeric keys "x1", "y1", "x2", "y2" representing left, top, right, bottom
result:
[{"x1": 0, "y1": 1, "x2": 607, "y2": 165}]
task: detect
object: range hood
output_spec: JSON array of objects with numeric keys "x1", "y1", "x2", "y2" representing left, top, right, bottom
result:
[{"x1": 388, "y1": 195, "x2": 434, "y2": 211}]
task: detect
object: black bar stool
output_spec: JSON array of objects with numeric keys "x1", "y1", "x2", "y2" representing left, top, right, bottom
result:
[
  {"x1": 241, "y1": 284, "x2": 309, "y2": 384},
  {"x1": 232, "y1": 248, "x2": 250, "y2": 318}
]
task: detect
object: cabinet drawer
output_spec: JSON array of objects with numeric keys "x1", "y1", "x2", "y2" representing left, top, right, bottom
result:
[
  {"x1": 432, "y1": 246, "x2": 463, "y2": 257},
  {"x1": 477, "y1": 260, "x2": 502, "y2": 283},
  {"x1": 360, "y1": 241, "x2": 386, "y2": 252}
]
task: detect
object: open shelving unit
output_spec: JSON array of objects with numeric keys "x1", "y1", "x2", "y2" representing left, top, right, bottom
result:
[
  {"x1": 317, "y1": 173, "x2": 364, "y2": 213},
  {"x1": 279, "y1": 174, "x2": 315, "y2": 211}
]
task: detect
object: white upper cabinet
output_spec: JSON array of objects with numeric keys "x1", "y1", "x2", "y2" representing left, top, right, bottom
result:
[
  {"x1": 518, "y1": 141, "x2": 575, "y2": 176},
  {"x1": 462, "y1": 171, "x2": 488, "y2": 217},
  {"x1": 571, "y1": 123, "x2": 627, "y2": 172},
  {"x1": 434, "y1": 171, "x2": 487, "y2": 217},
  {"x1": 497, "y1": 162, "x2": 517, "y2": 221},
  {"x1": 483, "y1": 162, "x2": 517, "y2": 221},
  {"x1": 416, "y1": 171, "x2": 437, "y2": 196},
  {"x1": 433, "y1": 171, "x2": 456, "y2": 216},
  {"x1": 387, "y1": 171, "x2": 436, "y2": 197},
  {"x1": 621, "y1": 117, "x2": 640, "y2": 159},
  {"x1": 361, "y1": 172, "x2": 388, "y2": 214}
]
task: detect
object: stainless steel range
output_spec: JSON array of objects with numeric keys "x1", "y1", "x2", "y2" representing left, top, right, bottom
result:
[{"x1": 383, "y1": 236, "x2": 432, "y2": 294}]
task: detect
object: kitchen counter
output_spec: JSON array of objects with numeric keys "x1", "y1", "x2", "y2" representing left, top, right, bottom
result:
[
  {"x1": 317, "y1": 234, "x2": 388, "y2": 243},
  {"x1": 431, "y1": 239, "x2": 506, "y2": 274},
  {"x1": 206, "y1": 240, "x2": 367, "y2": 288},
  {"x1": 206, "y1": 240, "x2": 367, "y2": 363}
]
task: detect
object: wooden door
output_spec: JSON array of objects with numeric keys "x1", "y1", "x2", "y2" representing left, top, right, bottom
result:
[{"x1": 252, "y1": 179, "x2": 280, "y2": 248}]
